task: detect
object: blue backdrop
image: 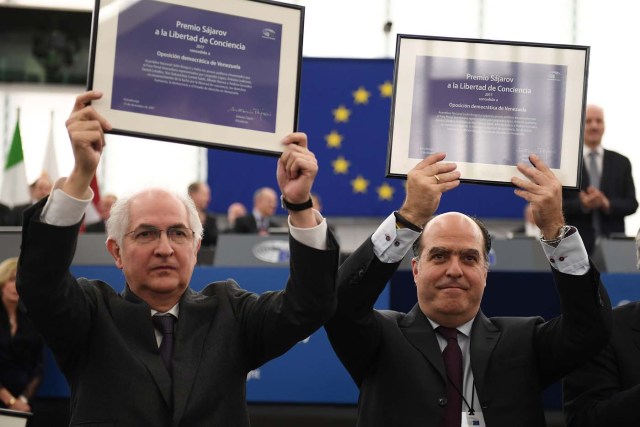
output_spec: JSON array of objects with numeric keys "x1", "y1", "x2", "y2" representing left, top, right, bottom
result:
[{"x1": 208, "y1": 57, "x2": 527, "y2": 218}]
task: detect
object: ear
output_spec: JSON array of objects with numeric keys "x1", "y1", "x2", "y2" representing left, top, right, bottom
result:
[
  {"x1": 411, "y1": 257, "x2": 419, "y2": 285},
  {"x1": 106, "y1": 238, "x2": 124, "y2": 269}
]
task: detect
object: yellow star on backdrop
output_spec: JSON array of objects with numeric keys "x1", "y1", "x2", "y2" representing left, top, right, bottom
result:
[
  {"x1": 376, "y1": 182, "x2": 395, "y2": 201},
  {"x1": 351, "y1": 175, "x2": 369, "y2": 193},
  {"x1": 379, "y1": 81, "x2": 393, "y2": 98},
  {"x1": 325, "y1": 130, "x2": 343, "y2": 149},
  {"x1": 352, "y1": 86, "x2": 371, "y2": 104},
  {"x1": 332, "y1": 156, "x2": 350, "y2": 174},
  {"x1": 332, "y1": 105, "x2": 351, "y2": 123}
]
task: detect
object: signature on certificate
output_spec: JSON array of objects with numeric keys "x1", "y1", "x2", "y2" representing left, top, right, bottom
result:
[{"x1": 228, "y1": 106, "x2": 273, "y2": 121}]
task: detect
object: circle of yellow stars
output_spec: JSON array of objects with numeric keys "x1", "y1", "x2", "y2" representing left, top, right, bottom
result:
[{"x1": 324, "y1": 80, "x2": 398, "y2": 201}]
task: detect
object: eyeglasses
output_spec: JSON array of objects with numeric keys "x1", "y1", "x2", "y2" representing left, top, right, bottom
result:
[{"x1": 125, "y1": 226, "x2": 195, "y2": 245}]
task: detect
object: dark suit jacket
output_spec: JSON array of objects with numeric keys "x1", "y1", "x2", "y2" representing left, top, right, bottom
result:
[
  {"x1": 200, "y1": 212, "x2": 219, "y2": 247},
  {"x1": 17, "y1": 200, "x2": 339, "y2": 426},
  {"x1": 84, "y1": 220, "x2": 106, "y2": 233},
  {"x1": 8, "y1": 202, "x2": 31, "y2": 226},
  {"x1": 0, "y1": 203, "x2": 11, "y2": 226},
  {"x1": 232, "y1": 214, "x2": 280, "y2": 234},
  {"x1": 325, "y1": 238, "x2": 611, "y2": 427},
  {"x1": 0, "y1": 303, "x2": 44, "y2": 403},
  {"x1": 563, "y1": 301, "x2": 640, "y2": 426},
  {"x1": 563, "y1": 149, "x2": 638, "y2": 253}
]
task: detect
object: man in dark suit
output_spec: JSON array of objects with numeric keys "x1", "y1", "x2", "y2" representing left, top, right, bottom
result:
[
  {"x1": 563, "y1": 104, "x2": 638, "y2": 254},
  {"x1": 232, "y1": 187, "x2": 281, "y2": 235},
  {"x1": 16, "y1": 90, "x2": 339, "y2": 426},
  {"x1": 8, "y1": 174, "x2": 52, "y2": 226},
  {"x1": 187, "y1": 182, "x2": 218, "y2": 247},
  {"x1": 562, "y1": 228, "x2": 640, "y2": 427},
  {"x1": 325, "y1": 152, "x2": 611, "y2": 427},
  {"x1": 0, "y1": 203, "x2": 10, "y2": 226}
]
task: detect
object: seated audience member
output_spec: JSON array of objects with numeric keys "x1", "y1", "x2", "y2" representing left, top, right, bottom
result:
[
  {"x1": 187, "y1": 182, "x2": 218, "y2": 247},
  {"x1": 16, "y1": 90, "x2": 338, "y2": 425},
  {"x1": 311, "y1": 192, "x2": 338, "y2": 240},
  {"x1": 325, "y1": 152, "x2": 611, "y2": 427},
  {"x1": 563, "y1": 226, "x2": 640, "y2": 426},
  {"x1": 0, "y1": 203, "x2": 10, "y2": 226},
  {"x1": 0, "y1": 257, "x2": 44, "y2": 413},
  {"x1": 232, "y1": 187, "x2": 281, "y2": 235},
  {"x1": 224, "y1": 202, "x2": 247, "y2": 232},
  {"x1": 85, "y1": 193, "x2": 117, "y2": 233},
  {"x1": 9, "y1": 174, "x2": 52, "y2": 226},
  {"x1": 510, "y1": 203, "x2": 541, "y2": 238}
]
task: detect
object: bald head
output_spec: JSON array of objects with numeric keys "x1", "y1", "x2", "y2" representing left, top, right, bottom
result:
[
  {"x1": 254, "y1": 187, "x2": 277, "y2": 217},
  {"x1": 584, "y1": 104, "x2": 605, "y2": 149},
  {"x1": 413, "y1": 213, "x2": 491, "y2": 267}
]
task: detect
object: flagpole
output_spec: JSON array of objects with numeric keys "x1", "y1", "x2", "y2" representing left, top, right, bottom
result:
[{"x1": 2, "y1": 95, "x2": 9, "y2": 155}]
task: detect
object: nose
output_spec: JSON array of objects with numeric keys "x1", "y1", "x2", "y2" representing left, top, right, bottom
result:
[
  {"x1": 445, "y1": 257, "x2": 463, "y2": 278},
  {"x1": 153, "y1": 232, "x2": 175, "y2": 256}
]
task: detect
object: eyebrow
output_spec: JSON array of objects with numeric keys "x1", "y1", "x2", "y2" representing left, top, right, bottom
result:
[
  {"x1": 427, "y1": 247, "x2": 481, "y2": 258},
  {"x1": 134, "y1": 223, "x2": 189, "y2": 230}
]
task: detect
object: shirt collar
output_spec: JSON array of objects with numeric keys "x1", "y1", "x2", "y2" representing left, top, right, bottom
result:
[
  {"x1": 427, "y1": 316, "x2": 474, "y2": 337},
  {"x1": 151, "y1": 303, "x2": 179, "y2": 319},
  {"x1": 584, "y1": 145, "x2": 604, "y2": 159}
]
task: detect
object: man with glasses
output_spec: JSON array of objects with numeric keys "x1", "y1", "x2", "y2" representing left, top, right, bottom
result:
[{"x1": 16, "y1": 90, "x2": 339, "y2": 426}]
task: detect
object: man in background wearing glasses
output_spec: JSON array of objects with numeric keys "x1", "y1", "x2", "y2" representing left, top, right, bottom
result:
[{"x1": 16, "y1": 90, "x2": 339, "y2": 426}]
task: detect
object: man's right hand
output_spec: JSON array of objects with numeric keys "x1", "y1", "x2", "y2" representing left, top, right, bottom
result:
[
  {"x1": 62, "y1": 90, "x2": 112, "y2": 199},
  {"x1": 398, "y1": 152, "x2": 460, "y2": 227}
]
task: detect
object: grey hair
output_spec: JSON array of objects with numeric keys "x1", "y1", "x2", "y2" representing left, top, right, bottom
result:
[{"x1": 106, "y1": 189, "x2": 203, "y2": 249}]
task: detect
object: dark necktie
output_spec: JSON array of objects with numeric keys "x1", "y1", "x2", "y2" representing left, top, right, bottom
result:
[
  {"x1": 588, "y1": 151, "x2": 602, "y2": 236},
  {"x1": 152, "y1": 314, "x2": 176, "y2": 375},
  {"x1": 437, "y1": 326, "x2": 463, "y2": 427},
  {"x1": 588, "y1": 151, "x2": 600, "y2": 189}
]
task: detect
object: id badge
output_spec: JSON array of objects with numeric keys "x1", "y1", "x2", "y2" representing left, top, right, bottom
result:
[{"x1": 462, "y1": 411, "x2": 486, "y2": 426}]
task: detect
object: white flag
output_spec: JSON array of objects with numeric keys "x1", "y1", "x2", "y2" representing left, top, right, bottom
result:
[{"x1": 41, "y1": 110, "x2": 59, "y2": 183}]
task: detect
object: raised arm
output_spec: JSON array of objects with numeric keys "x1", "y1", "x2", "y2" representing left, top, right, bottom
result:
[
  {"x1": 325, "y1": 153, "x2": 460, "y2": 383},
  {"x1": 512, "y1": 154, "x2": 611, "y2": 385}
]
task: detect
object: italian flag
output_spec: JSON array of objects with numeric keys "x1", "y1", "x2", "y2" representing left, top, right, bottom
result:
[{"x1": 1, "y1": 117, "x2": 30, "y2": 207}]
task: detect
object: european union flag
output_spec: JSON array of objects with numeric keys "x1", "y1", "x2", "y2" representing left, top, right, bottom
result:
[{"x1": 208, "y1": 58, "x2": 526, "y2": 218}]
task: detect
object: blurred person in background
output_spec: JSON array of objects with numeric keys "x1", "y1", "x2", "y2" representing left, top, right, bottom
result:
[
  {"x1": 233, "y1": 187, "x2": 281, "y2": 235},
  {"x1": 187, "y1": 182, "x2": 218, "y2": 247},
  {"x1": 0, "y1": 257, "x2": 44, "y2": 414},
  {"x1": 85, "y1": 193, "x2": 117, "y2": 233},
  {"x1": 224, "y1": 202, "x2": 247, "y2": 233}
]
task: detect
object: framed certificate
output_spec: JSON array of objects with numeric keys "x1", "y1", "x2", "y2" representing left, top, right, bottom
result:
[
  {"x1": 88, "y1": 0, "x2": 304, "y2": 155},
  {"x1": 387, "y1": 35, "x2": 589, "y2": 189},
  {"x1": 0, "y1": 408, "x2": 31, "y2": 427}
]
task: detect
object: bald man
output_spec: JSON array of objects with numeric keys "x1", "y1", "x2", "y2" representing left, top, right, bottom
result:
[
  {"x1": 326, "y1": 152, "x2": 611, "y2": 427},
  {"x1": 563, "y1": 104, "x2": 637, "y2": 254}
]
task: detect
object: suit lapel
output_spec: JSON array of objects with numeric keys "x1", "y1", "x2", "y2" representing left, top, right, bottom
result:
[
  {"x1": 469, "y1": 311, "x2": 500, "y2": 394},
  {"x1": 630, "y1": 305, "x2": 640, "y2": 353},
  {"x1": 171, "y1": 288, "x2": 218, "y2": 425},
  {"x1": 113, "y1": 286, "x2": 172, "y2": 407},
  {"x1": 600, "y1": 149, "x2": 613, "y2": 193},
  {"x1": 400, "y1": 305, "x2": 447, "y2": 383}
]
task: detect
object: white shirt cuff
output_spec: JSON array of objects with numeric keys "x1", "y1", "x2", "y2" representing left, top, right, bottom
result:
[
  {"x1": 41, "y1": 177, "x2": 93, "y2": 226},
  {"x1": 288, "y1": 209, "x2": 328, "y2": 250},
  {"x1": 541, "y1": 230, "x2": 590, "y2": 275},
  {"x1": 372, "y1": 213, "x2": 421, "y2": 263}
]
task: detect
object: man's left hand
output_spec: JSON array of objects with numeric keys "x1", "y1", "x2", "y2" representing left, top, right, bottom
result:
[{"x1": 512, "y1": 154, "x2": 565, "y2": 240}]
